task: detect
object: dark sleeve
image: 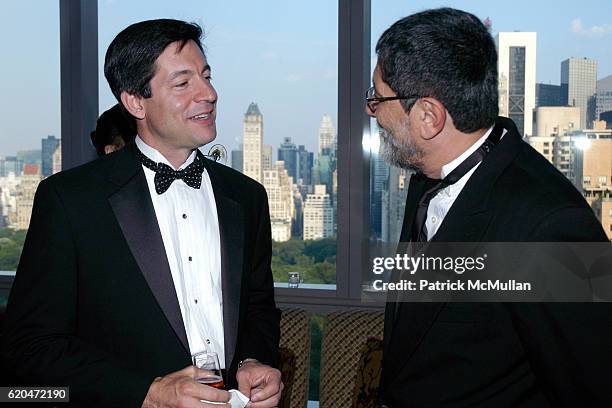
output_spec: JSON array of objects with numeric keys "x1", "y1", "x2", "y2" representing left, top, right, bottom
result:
[
  {"x1": 235, "y1": 185, "x2": 281, "y2": 368},
  {"x1": 0, "y1": 179, "x2": 152, "y2": 407},
  {"x1": 506, "y1": 206, "x2": 612, "y2": 406}
]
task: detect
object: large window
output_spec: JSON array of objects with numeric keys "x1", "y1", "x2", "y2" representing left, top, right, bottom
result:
[
  {"x1": 98, "y1": 0, "x2": 338, "y2": 288},
  {"x1": 0, "y1": 1, "x2": 60, "y2": 307},
  {"x1": 366, "y1": 0, "x2": 612, "y2": 289}
]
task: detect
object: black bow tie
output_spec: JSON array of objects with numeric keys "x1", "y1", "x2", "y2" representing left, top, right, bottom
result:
[{"x1": 136, "y1": 148, "x2": 206, "y2": 194}]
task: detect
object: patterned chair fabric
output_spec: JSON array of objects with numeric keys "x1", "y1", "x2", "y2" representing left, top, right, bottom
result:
[
  {"x1": 279, "y1": 307, "x2": 312, "y2": 408},
  {"x1": 319, "y1": 310, "x2": 384, "y2": 408}
]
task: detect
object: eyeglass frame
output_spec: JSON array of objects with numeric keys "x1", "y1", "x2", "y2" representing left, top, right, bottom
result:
[{"x1": 365, "y1": 86, "x2": 421, "y2": 113}]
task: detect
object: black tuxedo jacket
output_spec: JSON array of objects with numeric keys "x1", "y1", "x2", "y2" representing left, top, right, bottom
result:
[
  {"x1": 380, "y1": 117, "x2": 612, "y2": 407},
  {"x1": 1, "y1": 143, "x2": 280, "y2": 407}
]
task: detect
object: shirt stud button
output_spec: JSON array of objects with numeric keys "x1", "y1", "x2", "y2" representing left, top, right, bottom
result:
[
  {"x1": 182, "y1": 214, "x2": 187, "y2": 219},
  {"x1": 188, "y1": 256, "x2": 193, "y2": 261}
]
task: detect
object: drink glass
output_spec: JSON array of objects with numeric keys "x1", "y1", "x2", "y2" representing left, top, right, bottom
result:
[{"x1": 192, "y1": 351, "x2": 225, "y2": 390}]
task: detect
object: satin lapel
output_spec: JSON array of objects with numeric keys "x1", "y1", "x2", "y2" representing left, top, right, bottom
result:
[
  {"x1": 203, "y1": 159, "x2": 244, "y2": 370},
  {"x1": 107, "y1": 144, "x2": 189, "y2": 353}
]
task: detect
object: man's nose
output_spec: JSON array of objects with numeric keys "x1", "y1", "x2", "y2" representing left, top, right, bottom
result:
[{"x1": 194, "y1": 78, "x2": 217, "y2": 104}]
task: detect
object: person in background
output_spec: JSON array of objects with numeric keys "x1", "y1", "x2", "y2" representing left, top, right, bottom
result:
[{"x1": 90, "y1": 103, "x2": 137, "y2": 155}]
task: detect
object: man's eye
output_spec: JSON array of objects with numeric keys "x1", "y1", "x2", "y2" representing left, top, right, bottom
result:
[
  {"x1": 175, "y1": 81, "x2": 188, "y2": 88},
  {"x1": 204, "y1": 74, "x2": 212, "y2": 81}
]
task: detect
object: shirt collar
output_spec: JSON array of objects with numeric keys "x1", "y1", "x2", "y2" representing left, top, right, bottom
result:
[
  {"x1": 440, "y1": 125, "x2": 495, "y2": 179},
  {"x1": 135, "y1": 136, "x2": 197, "y2": 171}
]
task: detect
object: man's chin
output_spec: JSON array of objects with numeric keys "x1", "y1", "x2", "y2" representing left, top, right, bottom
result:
[{"x1": 379, "y1": 140, "x2": 422, "y2": 172}]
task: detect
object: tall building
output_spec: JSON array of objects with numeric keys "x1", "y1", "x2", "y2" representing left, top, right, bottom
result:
[
  {"x1": 41, "y1": 135, "x2": 60, "y2": 177},
  {"x1": 381, "y1": 167, "x2": 409, "y2": 243},
  {"x1": 496, "y1": 32, "x2": 537, "y2": 136},
  {"x1": 0, "y1": 156, "x2": 23, "y2": 177},
  {"x1": 318, "y1": 114, "x2": 336, "y2": 154},
  {"x1": 535, "y1": 83, "x2": 563, "y2": 107},
  {"x1": 561, "y1": 57, "x2": 597, "y2": 129},
  {"x1": 15, "y1": 164, "x2": 42, "y2": 230},
  {"x1": 262, "y1": 145, "x2": 273, "y2": 171},
  {"x1": 312, "y1": 148, "x2": 335, "y2": 200},
  {"x1": 0, "y1": 173, "x2": 20, "y2": 227},
  {"x1": 570, "y1": 129, "x2": 612, "y2": 239},
  {"x1": 596, "y1": 74, "x2": 612, "y2": 121},
  {"x1": 231, "y1": 145, "x2": 243, "y2": 173},
  {"x1": 370, "y1": 154, "x2": 389, "y2": 239},
  {"x1": 297, "y1": 145, "x2": 313, "y2": 187},
  {"x1": 278, "y1": 137, "x2": 298, "y2": 181},
  {"x1": 263, "y1": 161, "x2": 295, "y2": 242},
  {"x1": 533, "y1": 106, "x2": 580, "y2": 138},
  {"x1": 52, "y1": 143, "x2": 62, "y2": 175},
  {"x1": 243, "y1": 102, "x2": 263, "y2": 183},
  {"x1": 303, "y1": 184, "x2": 333, "y2": 240}
]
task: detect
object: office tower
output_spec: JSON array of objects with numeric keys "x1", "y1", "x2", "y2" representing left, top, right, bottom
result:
[
  {"x1": 278, "y1": 137, "x2": 298, "y2": 180},
  {"x1": 17, "y1": 150, "x2": 41, "y2": 168},
  {"x1": 561, "y1": 58, "x2": 597, "y2": 129},
  {"x1": 370, "y1": 154, "x2": 389, "y2": 239},
  {"x1": 496, "y1": 32, "x2": 537, "y2": 136},
  {"x1": 41, "y1": 135, "x2": 60, "y2": 177},
  {"x1": 231, "y1": 144, "x2": 243, "y2": 173},
  {"x1": 263, "y1": 161, "x2": 294, "y2": 242},
  {"x1": 533, "y1": 106, "x2": 580, "y2": 137},
  {"x1": 381, "y1": 167, "x2": 409, "y2": 243},
  {"x1": 52, "y1": 143, "x2": 62, "y2": 175},
  {"x1": 597, "y1": 74, "x2": 612, "y2": 121},
  {"x1": 570, "y1": 129, "x2": 612, "y2": 239},
  {"x1": 303, "y1": 185, "x2": 333, "y2": 240},
  {"x1": 536, "y1": 83, "x2": 563, "y2": 107},
  {"x1": 15, "y1": 164, "x2": 42, "y2": 230},
  {"x1": 262, "y1": 145, "x2": 273, "y2": 171},
  {"x1": 312, "y1": 148, "x2": 334, "y2": 200},
  {"x1": 0, "y1": 173, "x2": 20, "y2": 228},
  {"x1": 600, "y1": 111, "x2": 612, "y2": 127},
  {"x1": 318, "y1": 114, "x2": 336, "y2": 154},
  {"x1": 243, "y1": 102, "x2": 263, "y2": 183},
  {"x1": 297, "y1": 145, "x2": 313, "y2": 187},
  {"x1": 0, "y1": 156, "x2": 23, "y2": 177},
  {"x1": 292, "y1": 190, "x2": 304, "y2": 239}
]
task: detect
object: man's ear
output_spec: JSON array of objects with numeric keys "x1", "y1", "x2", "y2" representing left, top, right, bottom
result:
[
  {"x1": 416, "y1": 98, "x2": 446, "y2": 140},
  {"x1": 120, "y1": 91, "x2": 145, "y2": 120}
]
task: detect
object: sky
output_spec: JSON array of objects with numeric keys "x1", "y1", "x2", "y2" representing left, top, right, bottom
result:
[{"x1": 1, "y1": 0, "x2": 611, "y2": 157}]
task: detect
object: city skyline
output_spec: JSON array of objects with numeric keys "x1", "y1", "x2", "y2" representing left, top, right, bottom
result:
[{"x1": 2, "y1": 1, "x2": 612, "y2": 156}]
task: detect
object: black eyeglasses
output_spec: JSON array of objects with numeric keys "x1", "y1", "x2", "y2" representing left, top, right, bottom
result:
[{"x1": 365, "y1": 86, "x2": 420, "y2": 113}]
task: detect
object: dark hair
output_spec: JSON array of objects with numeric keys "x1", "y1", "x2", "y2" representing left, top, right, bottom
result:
[
  {"x1": 104, "y1": 19, "x2": 204, "y2": 102},
  {"x1": 376, "y1": 8, "x2": 498, "y2": 132},
  {"x1": 90, "y1": 104, "x2": 136, "y2": 156}
]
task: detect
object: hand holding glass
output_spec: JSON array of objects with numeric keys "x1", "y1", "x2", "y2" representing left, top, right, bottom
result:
[{"x1": 192, "y1": 351, "x2": 225, "y2": 390}]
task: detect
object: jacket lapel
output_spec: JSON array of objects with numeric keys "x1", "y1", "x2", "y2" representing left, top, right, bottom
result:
[
  {"x1": 106, "y1": 144, "x2": 190, "y2": 353},
  {"x1": 203, "y1": 159, "x2": 245, "y2": 370}
]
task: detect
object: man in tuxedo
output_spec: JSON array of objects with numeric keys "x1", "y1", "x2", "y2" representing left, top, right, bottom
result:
[
  {"x1": 2, "y1": 19, "x2": 282, "y2": 407},
  {"x1": 367, "y1": 8, "x2": 612, "y2": 407}
]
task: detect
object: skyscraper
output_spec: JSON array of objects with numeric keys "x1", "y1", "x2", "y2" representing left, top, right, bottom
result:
[
  {"x1": 278, "y1": 137, "x2": 298, "y2": 181},
  {"x1": 303, "y1": 184, "x2": 333, "y2": 240},
  {"x1": 41, "y1": 135, "x2": 60, "y2": 177},
  {"x1": 242, "y1": 103, "x2": 263, "y2": 183},
  {"x1": 318, "y1": 114, "x2": 336, "y2": 154},
  {"x1": 370, "y1": 154, "x2": 389, "y2": 239},
  {"x1": 496, "y1": 32, "x2": 537, "y2": 136},
  {"x1": 596, "y1": 74, "x2": 612, "y2": 122},
  {"x1": 561, "y1": 58, "x2": 597, "y2": 129},
  {"x1": 231, "y1": 144, "x2": 243, "y2": 173},
  {"x1": 262, "y1": 145, "x2": 273, "y2": 171},
  {"x1": 52, "y1": 144, "x2": 62, "y2": 175},
  {"x1": 535, "y1": 83, "x2": 563, "y2": 107},
  {"x1": 297, "y1": 145, "x2": 313, "y2": 187},
  {"x1": 263, "y1": 161, "x2": 294, "y2": 242},
  {"x1": 15, "y1": 164, "x2": 42, "y2": 230}
]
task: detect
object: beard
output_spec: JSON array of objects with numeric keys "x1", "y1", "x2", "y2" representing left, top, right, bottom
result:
[{"x1": 377, "y1": 120, "x2": 425, "y2": 173}]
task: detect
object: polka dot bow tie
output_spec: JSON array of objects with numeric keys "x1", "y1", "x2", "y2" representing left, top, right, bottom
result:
[{"x1": 136, "y1": 148, "x2": 206, "y2": 194}]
